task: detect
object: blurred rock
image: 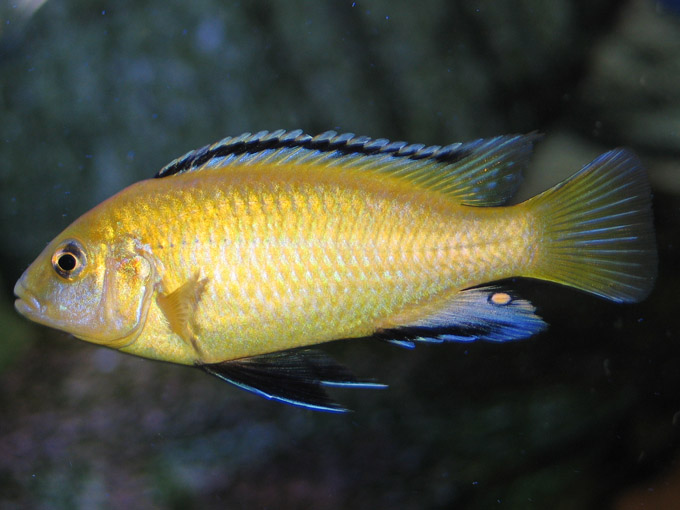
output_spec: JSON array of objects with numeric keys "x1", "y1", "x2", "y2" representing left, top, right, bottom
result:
[{"x1": 576, "y1": 0, "x2": 680, "y2": 192}]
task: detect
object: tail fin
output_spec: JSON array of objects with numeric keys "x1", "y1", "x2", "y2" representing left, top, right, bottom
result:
[{"x1": 525, "y1": 149, "x2": 657, "y2": 303}]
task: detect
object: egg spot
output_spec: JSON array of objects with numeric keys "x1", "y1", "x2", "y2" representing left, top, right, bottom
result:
[{"x1": 490, "y1": 292, "x2": 512, "y2": 306}]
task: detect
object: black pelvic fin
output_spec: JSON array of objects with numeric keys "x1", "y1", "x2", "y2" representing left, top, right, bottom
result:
[{"x1": 198, "y1": 349, "x2": 385, "y2": 413}]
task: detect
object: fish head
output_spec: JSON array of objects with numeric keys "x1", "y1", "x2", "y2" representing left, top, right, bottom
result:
[{"x1": 14, "y1": 227, "x2": 157, "y2": 349}]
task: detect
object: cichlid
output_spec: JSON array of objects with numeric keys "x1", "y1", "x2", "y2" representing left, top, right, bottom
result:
[{"x1": 14, "y1": 129, "x2": 657, "y2": 411}]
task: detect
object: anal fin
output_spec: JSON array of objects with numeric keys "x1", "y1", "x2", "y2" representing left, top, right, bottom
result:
[
  {"x1": 198, "y1": 349, "x2": 386, "y2": 413},
  {"x1": 378, "y1": 285, "x2": 547, "y2": 346}
]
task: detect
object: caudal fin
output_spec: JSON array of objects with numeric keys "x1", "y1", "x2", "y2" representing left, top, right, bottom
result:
[{"x1": 525, "y1": 149, "x2": 657, "y2": 303}]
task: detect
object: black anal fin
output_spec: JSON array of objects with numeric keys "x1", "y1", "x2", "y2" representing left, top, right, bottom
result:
[{"x1": 198, "y1": 349, "x2": 386, "y2": 413}]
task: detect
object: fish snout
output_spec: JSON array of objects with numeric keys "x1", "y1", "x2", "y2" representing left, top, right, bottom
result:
[{"x1": 14, "y1": 274, "x2": 43, "y2": 318}]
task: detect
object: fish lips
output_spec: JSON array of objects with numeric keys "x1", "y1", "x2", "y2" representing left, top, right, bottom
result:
[{"x1": 13, "y1": 277, "x2": 44, "y2": 320}]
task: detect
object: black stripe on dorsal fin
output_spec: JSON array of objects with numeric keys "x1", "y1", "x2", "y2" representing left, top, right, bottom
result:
[
  {"x1": 155, "y1": 129, "x2": 542, "y2": 206},
  {"x1": 154, "y1": 129, "x2": 475, "y2": 178}
]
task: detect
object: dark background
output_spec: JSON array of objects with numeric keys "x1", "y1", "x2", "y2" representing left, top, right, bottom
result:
[{"x1": 1, "y1": 1, "x2": 679, "y2": 508}]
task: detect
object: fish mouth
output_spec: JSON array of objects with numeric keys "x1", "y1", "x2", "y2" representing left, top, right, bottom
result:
[{"x1": 13, "y1": 280, "x2": 44, "y2": 319}]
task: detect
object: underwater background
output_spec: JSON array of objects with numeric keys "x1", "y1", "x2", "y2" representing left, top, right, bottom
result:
[{"x1": 0, "y1": 0, "x2": 679, "y2": 508}]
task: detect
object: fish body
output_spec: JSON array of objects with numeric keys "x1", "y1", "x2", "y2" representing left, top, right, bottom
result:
[{"x1": 14, "y1": 130, "x2": 657, "y2": 411}]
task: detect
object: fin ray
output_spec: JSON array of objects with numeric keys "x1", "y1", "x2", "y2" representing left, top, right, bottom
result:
[
  {"x1": 525, "y1": 149, "x2": 657, "y2": 302},
  {"x1": 378, "y1": 286, "x2": 547, "y2": 345},
  {"x1": 156, "y1": 273, "x2": 208, "y2": 349},
  {"x1": 198, "y1": 349, "x2": 385, "y2": 413},
  {"x1": 156, "y1": 129, "x2": 542, "y2": 206}
]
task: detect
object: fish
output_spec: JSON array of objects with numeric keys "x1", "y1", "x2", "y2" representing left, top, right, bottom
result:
[{"x1": 13, "y1": 129, "x2": 657, "y2": 412}]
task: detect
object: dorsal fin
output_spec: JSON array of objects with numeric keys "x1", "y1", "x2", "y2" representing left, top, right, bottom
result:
[{"x1": 155, "y1": 129, "x2": 541, "y2": 206}]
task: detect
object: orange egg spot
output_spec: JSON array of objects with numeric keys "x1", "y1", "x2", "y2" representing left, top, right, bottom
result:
[{"x1": 490, "y1": 292, "x2": 512, "y2": 305}]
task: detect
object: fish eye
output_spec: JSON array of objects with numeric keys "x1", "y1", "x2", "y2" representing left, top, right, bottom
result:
[{"x1": 52, "y1": 240, "x2": 86, "y2": 280}]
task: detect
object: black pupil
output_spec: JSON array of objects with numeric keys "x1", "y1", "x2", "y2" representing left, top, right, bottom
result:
[{"x1": 57, "y1": 253, "x2": 77, "y2": 272}]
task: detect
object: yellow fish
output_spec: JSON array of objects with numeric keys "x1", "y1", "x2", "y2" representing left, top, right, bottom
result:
[{"x1": 14, "y1": 130, "x2": 657, "y2": 411}]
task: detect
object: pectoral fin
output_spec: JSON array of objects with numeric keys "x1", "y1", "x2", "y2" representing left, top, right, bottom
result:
[
  {"x1": 198, "y1": 349, "x2": 386, "y2": 413},
  {"x1": 157, "y1": 273, "x2": 208, "y2": 351},
  {"x1": 378, "y1": 285, "x2": 547, "y2": 347}
]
